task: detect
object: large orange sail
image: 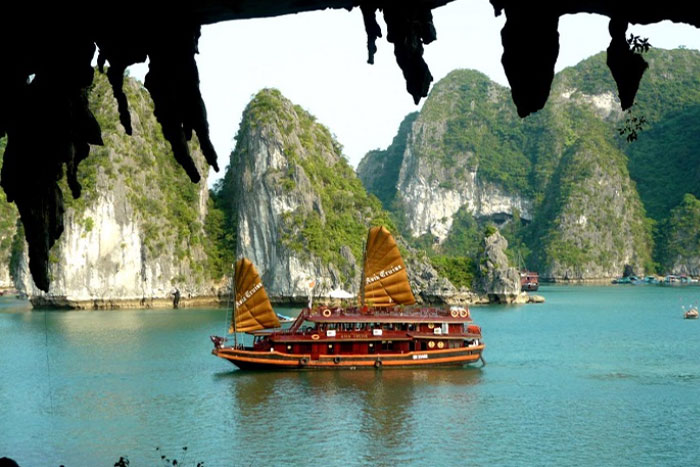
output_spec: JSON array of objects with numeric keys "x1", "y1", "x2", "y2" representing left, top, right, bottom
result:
[
  {"x1": 231, "y1": 258, "x2": 280, "y2": 333},
  {"x1": 362, "y1": 226, "x2": 416, "y2": 307}
]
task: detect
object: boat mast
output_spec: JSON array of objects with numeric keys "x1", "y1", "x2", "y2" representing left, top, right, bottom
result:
[
  {"x1": 232, "y1": 262, "x2": 238, "y2": 348},
  {"x1": 360, "y1": 229, "x2": 369, "y2": 306}
]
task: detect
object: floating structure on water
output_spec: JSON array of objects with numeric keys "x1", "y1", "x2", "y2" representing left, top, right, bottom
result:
[{"x1": 211, "y1": 227, "x2": 485, "y2": 370}]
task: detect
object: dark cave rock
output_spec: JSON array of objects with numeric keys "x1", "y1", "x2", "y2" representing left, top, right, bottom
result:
[
  {"x1": 606, "y1": 18, "x2": 649, "y2": 111},
  {"x1": 499, "y1": 6, "x2": 560, "y2": 117}
]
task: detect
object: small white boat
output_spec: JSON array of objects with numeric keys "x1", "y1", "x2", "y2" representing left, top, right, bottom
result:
[
  {"x1": 684, "y1": 307, "x2": 699, "y2": 319},
  {"x1": 276, "y1": 313, "x2": 295, "y2": 323}
]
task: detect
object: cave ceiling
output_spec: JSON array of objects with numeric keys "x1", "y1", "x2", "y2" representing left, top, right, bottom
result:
[{"x1": 1, "y1": 0, "x2": 699, "y2": 291}]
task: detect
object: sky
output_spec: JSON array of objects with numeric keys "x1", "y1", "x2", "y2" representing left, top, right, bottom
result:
[{"x1": 128, "y1": 0, "x2": 700, "y2": 187}]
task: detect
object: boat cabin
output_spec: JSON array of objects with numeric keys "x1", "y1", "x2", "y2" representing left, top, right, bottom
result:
[{"x1": 249, "y1": 306, "x2": 482, "y2": 359}]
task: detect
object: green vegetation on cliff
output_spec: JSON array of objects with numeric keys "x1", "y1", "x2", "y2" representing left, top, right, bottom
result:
[
  {"x1": 627, "y1": 105, "x2": 700, "y2": 223},
  {"x1": 217, "y1": 88, "x2": 396, "y2": 283},
  {"x1": 429, "y1": 206, "x2": 481, "y2": 288},
  {"x1": 657, "y1": 194, "x2": 700, "y2": 272},
  {"x1": 433, "y1": 70, "x2": 531, "y2": 195},
  {"x1": 532, "y1": 133, "x2": 654, "y2": 277},
  {"x1": 285, "y1": 150, "x2": 396, "y2": 267},
  {"x1": 357, "y1": 112, "x2": 418, "y2": 208}
]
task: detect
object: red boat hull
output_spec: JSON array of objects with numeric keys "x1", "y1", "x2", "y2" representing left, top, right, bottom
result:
[{"x1": 213, "y1": 345, "x2": 485, "y2": 370}]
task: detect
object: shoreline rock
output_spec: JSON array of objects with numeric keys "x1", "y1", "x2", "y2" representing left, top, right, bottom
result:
[
  {"x1": 528, "y1": 294, "x2": 545, "y2": 303},
  {"x1": 28, "y1": 294, "x2": 227, "y2": 310}
]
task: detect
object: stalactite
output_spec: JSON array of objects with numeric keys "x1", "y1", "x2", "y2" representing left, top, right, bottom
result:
[
  {"x1": 607, "y1": 18, "x2": 649, "y2": 111},
  {"x1": 383, "y1": 5, "x2": 436, "y2": 104},
  {"x1": 144, "y1": 21, "x2": 219, "y2": 184},
  {"x1": 499, "y1": 7, "x2": 560, "y2": 117},
  {"x1": 361, "y1": 4, "x2": 382, "y2": 64}
]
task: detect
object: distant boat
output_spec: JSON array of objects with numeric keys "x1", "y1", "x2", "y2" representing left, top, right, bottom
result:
[
  {"x1": 660, "y1": 275, "x2": 698, "y2": 286},
  {"x1": 276, "y1": 313, "x2": 295, "y2": 323},
  {"x1": 520, "y1": 271, "x2": 539, "y2": 291},
  {"x1": 517, "y1": 252, "x2": 539, "y2": 291},
  {"x1": 211, "y1": 227, "x2": 485, "y2": 370},
  {"x1": 684, "y1": 307, "x2": 699, "y2": 319},
  {"x1": 612, "y1": 276, "x2": 638, "y2": 284},
  {"x1": 680, "y1": 275, "x2": 699, "y2": 285}
]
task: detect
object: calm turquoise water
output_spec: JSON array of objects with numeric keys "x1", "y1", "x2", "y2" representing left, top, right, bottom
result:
[{"x1": 2, "y1": 285, "x2": 700, "y2": 466}]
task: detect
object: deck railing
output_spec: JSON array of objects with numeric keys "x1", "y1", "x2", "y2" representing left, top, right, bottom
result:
[{"x1": 306, "y1": 305, "x2": 471, "y2": 320}]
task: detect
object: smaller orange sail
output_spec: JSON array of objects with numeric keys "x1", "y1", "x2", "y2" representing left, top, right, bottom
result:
[
  {"x1": 362, "y1": 226, "x2": 416, "y2": 307},
  {"x1": 231, "y1": 258, "x2": 280, "y2": 333}
]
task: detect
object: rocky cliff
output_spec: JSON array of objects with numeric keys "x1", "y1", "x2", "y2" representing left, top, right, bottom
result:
[
  {"x1": 0, "y1": 137, "x2": 18, "y2": 289},
  {"x1": 11, "y1": 71, "x2": 222, "y2": 308},
  {"x1": 361, "y1": 70, "x2": 533, "y2": 244},
  {"x1": 658, "y1": 194, "x2": 700, "y2": 276},
  {"x1": 220, "y1": 89, "x2": 456, "y2": 303},
  {"x1": 359, "y1": 48, "x2": 700, "y2": 279},
  {"x1": 476, "y1": 229, "x2": 524, "y2": 303},
  {"x1": 532, "y1": 132, "x2": 652, "y2": 279}
]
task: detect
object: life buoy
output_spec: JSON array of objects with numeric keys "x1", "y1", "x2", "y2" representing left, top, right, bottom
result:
[
  {"x1": 374, "y1": 359, "x2": 383, "y2": 368},
  {"x1": 450, "y1": 309, "x2": 459, "y2": 318},
  {"x1": 437, "y1": 341, "x2": 445, "y2": 349},
  {"x1": 333, "y1": 356, "x2": 341, "y2": 364},
  {"x1": 300, "y1": 357, "x2": 309, "y2": 366},
  {"x1": 459, "y1": 309, "x2": 468, "y2": 318},
  {"x1": 428, "y1": 341, "x2": 435, "y2": 349},
  {"x1": 311, "y1": 334, "x2": 320, "y2": 340},
  {"x1": 322, "y1": 308, "x2": 332, "y2": 318}
]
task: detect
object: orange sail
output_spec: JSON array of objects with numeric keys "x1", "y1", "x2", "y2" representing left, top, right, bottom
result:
[
  {"x1": 362, "y1": 226, "x2": 416, "y2": 307},
  {"x1": 231, "y1": 258, "x2": 280, "y2": 333}
]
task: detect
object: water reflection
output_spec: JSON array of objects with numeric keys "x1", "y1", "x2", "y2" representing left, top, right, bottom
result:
[{"x1": 218, "y1": 368, "x2": 482, "y2": 464}]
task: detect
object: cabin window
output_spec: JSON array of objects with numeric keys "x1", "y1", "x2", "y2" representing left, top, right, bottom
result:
[
  {"x1": 368, "y1": 342, "x2": 376, "y2": 354},
  {"x1": 328, "y1": 344, "x2": 334, "y2": 354},
  {"x1": 286, "y1": 345, "x2": 292, "y2": 352},
  {"x1": 382, "y1": 341, "x2": 393, "y2": 351}
]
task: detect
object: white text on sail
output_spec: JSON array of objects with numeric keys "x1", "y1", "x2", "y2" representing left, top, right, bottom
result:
[
  {"x1": 365, "y1": 264, "x2": 402, "y2": 285},
  {"x1": 236, "y1": 282, "x2": 263, "y2": 308}
]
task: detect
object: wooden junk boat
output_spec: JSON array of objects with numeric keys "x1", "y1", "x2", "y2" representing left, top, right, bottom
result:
[
  {"x1": 211, "y1": 226, "x2": 485, "y2": 370},
  {"x1": 520, "y1": 271, "x2": 539, "y2": 292}
]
